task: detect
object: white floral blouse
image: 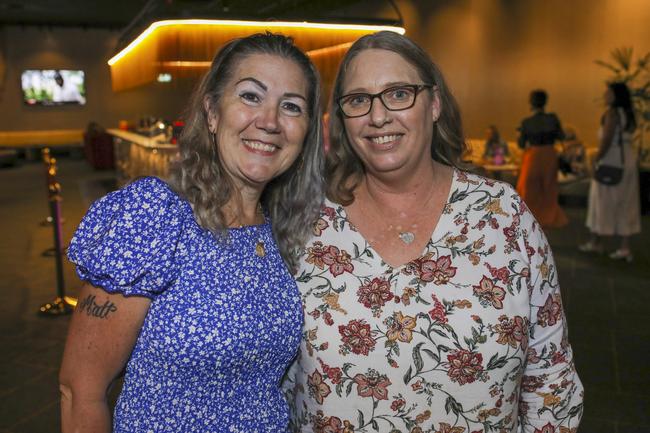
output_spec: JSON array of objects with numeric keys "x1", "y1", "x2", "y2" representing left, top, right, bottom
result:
[{"x1": 284, "y1": 170, "x2": 583, "y2": 433}]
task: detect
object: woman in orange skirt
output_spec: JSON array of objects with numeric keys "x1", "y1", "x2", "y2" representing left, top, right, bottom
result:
[{"x1": 516, "y1": 90, "x2": 568, "y2": 228}]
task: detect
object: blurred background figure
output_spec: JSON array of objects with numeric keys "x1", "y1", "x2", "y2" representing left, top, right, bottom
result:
[
  {"x1": 516, "y1": 89, "x2": 568, "y2": 228},
  {"x1": 482, "y1": 124, "x2": 509, "y2": 165},
  {"x1": 558, "y1": 125, "x2": 587, "y2": 178},
  {"x1": 580, "y1": 81, "x2": 640, "y2": 261}
]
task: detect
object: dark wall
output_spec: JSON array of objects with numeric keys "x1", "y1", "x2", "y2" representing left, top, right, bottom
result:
[{"x1": 0, "y1": 26, "x2": 197, "y2": 132}]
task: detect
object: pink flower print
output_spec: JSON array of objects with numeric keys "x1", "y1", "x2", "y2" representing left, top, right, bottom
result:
[
  {"x1": 428, "y1": 294, "x2": 448, "y2": 324},
  {"x1": 338, "y1": 320, "x2": 376, "y2": 355},
  {"x1": 322, "y1": 206, "x2": 336, "y2": 221},
  {"x1": 485, "y1": 263, "x2": 510, "y2": 284},
  {"x1": 537, "y1": 294, "x2": 562, "y2": 327},
  {"x1": 493, "y1": 315, "x2": 527, "y2": 349},
  {"x1": 415, "y1": 255, "x2": 457, "y2": 285},
  {"x1": 353, "y1": 370, "x2": 391, "y2": 400},
  {"x1": 472, "y1": 276, "x2": 506, "y2": 309},
  {"x1": 446, "y1": 349, "x2": 484, "y2": 385},
  {"x1": 391, "y1": 398, "x2": 406, "y2": 411},
  {"x1": 313, "y1": 218, "x2": 329, "y2": 236},
  {"x1": 307, "y1": 369, "x2": 331, "y2": 404},
  {"x1": 357, "y1": 277, "x2": 394, "y2": 315},
  {"x1": 533, "y1": 422, "x2": 556, "y2": 433},
  {"x1": 322, "y1": 245, "x2": 354, "y2": 277}
]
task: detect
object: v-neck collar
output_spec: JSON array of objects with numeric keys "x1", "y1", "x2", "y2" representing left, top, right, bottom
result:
[{"x1": 332, "y1": 168, "x2": 457, "y2": 270}]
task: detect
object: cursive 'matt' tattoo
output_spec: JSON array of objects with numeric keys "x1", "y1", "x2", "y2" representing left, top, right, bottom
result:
[{"x1": 76, "y1": 294, "x2": 118, "y2": 319}]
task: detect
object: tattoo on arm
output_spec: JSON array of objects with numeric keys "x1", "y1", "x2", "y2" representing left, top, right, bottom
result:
[{"x1": 76, "y1": 294, "x2": 118, "y2": 319}]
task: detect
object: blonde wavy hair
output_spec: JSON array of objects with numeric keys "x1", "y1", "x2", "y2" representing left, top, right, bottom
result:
[
  {"x1": 169, "y1": 33, "x2": 324, "y2": 273},
  {"x1": 327, "y1": 31, "x2": 466, "y2": 205}
]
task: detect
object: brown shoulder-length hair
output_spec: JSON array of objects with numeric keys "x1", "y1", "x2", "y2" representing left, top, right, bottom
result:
[
  {"x1": 168, "y1": 32, "x2": 324, "y2": 273},
  {"x1": 327, "y1": 31, "x2": 466, "y2": 205}
]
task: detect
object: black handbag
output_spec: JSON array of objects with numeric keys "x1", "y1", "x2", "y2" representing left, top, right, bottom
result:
[
  {"x1": 594, "y1": 164, "x2": 623, "y2": 185},
  {"x1": 594, "y1": 118, "x2": 624, "y2": 186}
]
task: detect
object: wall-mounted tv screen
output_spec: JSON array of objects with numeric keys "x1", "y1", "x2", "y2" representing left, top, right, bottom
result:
[{"x1": 21, "y1": 70, "x2": 86, "y2": 106}]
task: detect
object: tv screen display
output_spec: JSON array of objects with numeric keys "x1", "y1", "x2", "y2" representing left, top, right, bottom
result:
[{"x1": 21, "y1": 70, "x2": 86, "y2": 105}]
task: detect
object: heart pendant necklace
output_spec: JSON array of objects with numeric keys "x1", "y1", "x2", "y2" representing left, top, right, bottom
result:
[{"x1": 398, "y1": 231, "x2": 415, "y2": 244}]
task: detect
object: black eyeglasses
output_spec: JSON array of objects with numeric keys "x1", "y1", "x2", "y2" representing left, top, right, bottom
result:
[{"x1": 337, "y1": 84, "x2": 434, "y2": 118}]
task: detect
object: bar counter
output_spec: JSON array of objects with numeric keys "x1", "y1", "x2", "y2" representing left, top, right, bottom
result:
[{"x1": 107, "y1": 129, "x2": 178, "y2": 185}]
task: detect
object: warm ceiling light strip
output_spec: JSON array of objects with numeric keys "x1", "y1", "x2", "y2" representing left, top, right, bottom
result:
[
  {"x1": 159, "y1": 61, "x2": 213, "y2": 67},
  {"x1": 306, "y1": 42, "x2": 354, "y2": 57},
  {"x1": 108, "y1": 19, "x2": 405, "y2": 66}
]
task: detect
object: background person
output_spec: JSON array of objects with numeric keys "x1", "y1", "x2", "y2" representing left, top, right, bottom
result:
[
  {"x1": 59, "y1": 33, "x2": 324, "y2": 433},
  {"x1": 557, "y1": 125, "x2": 586, "y2": 177},
  {"x1": 516, "y1": 89, "x2": 568, "y2": 228},
  {"x1": 482, "y1": 124, "x2": 509, "y2": 165},
  {"x1": 579, "y1": 81, "x2": 640, "y2": 261},
  {"x1": 285, "y1": 31, "x2": 583, "y2": 433}
]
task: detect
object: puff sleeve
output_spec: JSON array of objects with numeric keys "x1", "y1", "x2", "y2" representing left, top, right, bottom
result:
[
  {"x1": 514, "y1": 194, "x2": 584, "y2": 432},
  {"x1": 67, "y1": 177, "x2": 185, "y2": 298}
]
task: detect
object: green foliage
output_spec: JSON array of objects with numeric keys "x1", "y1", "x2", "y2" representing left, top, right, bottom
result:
[
  {"x1": 595, "y1": 47, "x2": 650, "y2": 155},
  {"x1": 595, "y1": 47, "x2": 649, "y2": 116}
]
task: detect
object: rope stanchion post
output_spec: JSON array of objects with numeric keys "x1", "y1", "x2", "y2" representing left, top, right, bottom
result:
[
  {"x1": 41, "y1": 148, "x2": 66, "y2": 256},
  {"x1": 39, "y1": 148, "x2": 54, "y2": 226},
  {"x1": 38, "y1": 157, "x2": 76, "y2": 316}
]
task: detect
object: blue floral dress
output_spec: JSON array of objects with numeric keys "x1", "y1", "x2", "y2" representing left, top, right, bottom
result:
[{"x1": 67, "y1": 176, "x2": 303, "y2": 433}]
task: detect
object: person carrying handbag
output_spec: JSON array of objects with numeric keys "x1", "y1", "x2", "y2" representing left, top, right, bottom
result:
[{"x1": 579, "y1": 82, "x2": 640, "y2": 261}]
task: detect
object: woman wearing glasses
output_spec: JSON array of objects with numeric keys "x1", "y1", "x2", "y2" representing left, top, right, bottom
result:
[{"x1": 285, "y1": 31, "x2": 583, "y2": 433}]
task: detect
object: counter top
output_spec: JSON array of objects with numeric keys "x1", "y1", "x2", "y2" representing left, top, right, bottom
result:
[
  {"x1": 107, "y1": 128, "x2": 177, "y2": 150},
  {"x1": 0, "y1": 129, "x2": 83, "y2": 148}
]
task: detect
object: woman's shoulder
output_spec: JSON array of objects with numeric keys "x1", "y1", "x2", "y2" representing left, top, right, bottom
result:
[
  {"x1": 454, "y1": 169, "x2": 514, "y2": 193},
  {"x1": 106, "y1": 176, "x2": 188, "y2": 214},
  {"x1": 77, "y1": 176, "x2": 193, "y2": 240},
  {"x1": 68, "y1": 177, "x2": 190, "y2": 297},
  {"x1": 122, "y1": 176, "x2": 178, "y2": 198},
  {"x1": 452, "y1": 169, "x2": 521, "y2": 210}
]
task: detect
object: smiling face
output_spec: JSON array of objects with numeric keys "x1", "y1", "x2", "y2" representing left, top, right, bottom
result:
[
  {"x1": 341, "y1": 48, "x2": 440, "y2": 178},
  {"x1": 206, "y1": 53, "x2": 310, "y2": 191}
]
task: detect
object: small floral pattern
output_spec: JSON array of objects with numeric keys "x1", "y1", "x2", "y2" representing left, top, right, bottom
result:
[
  {"x1": 285, "y1": 170, "x2": 583, "y2": 433},
  {"x1": 68, "y1": 177, "x2": 302, "y2": 433}
]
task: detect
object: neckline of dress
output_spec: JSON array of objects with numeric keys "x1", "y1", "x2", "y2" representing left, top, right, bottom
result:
[{"x1": 332, "y1": 167, "x2": 458, "y2": 270}]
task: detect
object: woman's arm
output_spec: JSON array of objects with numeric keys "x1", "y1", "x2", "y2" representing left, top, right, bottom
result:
[
  {"x1": 59, "y1": 284, "x2": 151, "y2": 433},
  {"x1": 596, "y1": 109, "x2": 618, "y2": 161},
  {"x1": 517, "y1": 126, "x2": 527, "y2": 149},
  {"x1": 516, "y1": 201, "x2": 584, "y2": 432}
]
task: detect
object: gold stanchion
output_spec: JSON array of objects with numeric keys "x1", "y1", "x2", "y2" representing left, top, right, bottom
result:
[
  {"x1": 38, "y1": 158, "x2": 76, "y2": 316},
  {"x1": 39, "y1": 148, "x2": 55, "y2": 226}
]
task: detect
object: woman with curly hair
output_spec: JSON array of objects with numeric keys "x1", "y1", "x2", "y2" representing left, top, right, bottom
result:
[{"x1": 59, "y1": 33, "x2": 324, "y2": 432}]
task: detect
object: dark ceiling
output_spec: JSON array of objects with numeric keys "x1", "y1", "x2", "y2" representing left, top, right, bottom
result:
[{"x1": 0, "y1": 0, "x2": 383, "y2": 29}]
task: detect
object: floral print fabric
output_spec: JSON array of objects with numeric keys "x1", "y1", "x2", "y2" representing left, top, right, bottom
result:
[
  {"x1": 68, "y1": 177, "x2": 302, "y2": 433},
  {"x1": 285, "y1": 170, "x2": 583, "y2": 433}
]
